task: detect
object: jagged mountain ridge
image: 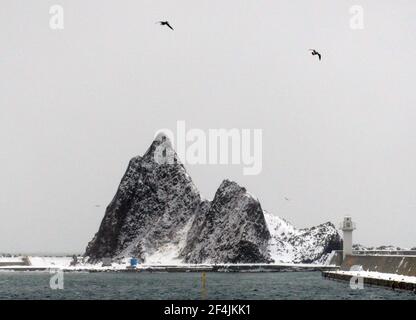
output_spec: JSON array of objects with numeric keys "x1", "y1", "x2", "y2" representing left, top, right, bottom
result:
[
  {"x1": 85, "y1": 134, "x2": 201, "y2": 261},
  {"x1": 265, "y1": 213, "x2": 342, "y2": 264},
  {"x1": 86, "y1": 134, "x2": 342, "y2": 263},
  {"x1": 181, "y1": 180, "x2": 271, "y2": 263}
]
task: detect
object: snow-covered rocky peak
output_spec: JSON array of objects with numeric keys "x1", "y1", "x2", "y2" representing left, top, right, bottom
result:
[
  {"x1": 264, "y1": 212, "x2": 342, "y2": 264},
  {"x1": 143, "y1": 132, "x2": 178, "y2": 165},
  {"x1": 85, "y1": 136, "x2": 342, "y2": 264},
  {"x1": 85, "y1": 135, "x2": 200, "y2": 262},
  {"x1": 181, "y1": 179, "x2": 271, "y2": 263}
]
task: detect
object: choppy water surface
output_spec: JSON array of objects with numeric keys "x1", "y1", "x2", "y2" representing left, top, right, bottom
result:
[{"x1": 0, "y1": 271, "x2": 415, "y2": 300}]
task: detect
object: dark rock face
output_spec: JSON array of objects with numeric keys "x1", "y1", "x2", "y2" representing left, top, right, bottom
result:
[
  {"x1": 85, "y1": 134, "x2": 201, "y2": 261},
  {"x1": 86, "y1": 135, "x2": 343, "y2": 264},
  {"x1": 181, "y1": 180, "x2": 271, "y2": 263}
]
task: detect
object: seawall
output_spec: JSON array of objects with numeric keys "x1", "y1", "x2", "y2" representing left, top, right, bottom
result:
[
  {"x1": 323, "y1": 253, "x2": 416, "y2": 292},
  {"x1": 322, "y1": 271, "x2": 416, "y2": 292},
  {"x1": 340, "y1": 255, "x2": 416, "y2": 277}
]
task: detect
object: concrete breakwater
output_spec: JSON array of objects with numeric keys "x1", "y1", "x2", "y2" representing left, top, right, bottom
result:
[
  {"x1": 322, "y1": 271, "x2": 416, "y2": 292},
  {"x1": 323, "y1": 254, "x2": 416, "y2": 292},
  {"x1": 340, "y1": 255, "x2": 416, "y2": 277}
]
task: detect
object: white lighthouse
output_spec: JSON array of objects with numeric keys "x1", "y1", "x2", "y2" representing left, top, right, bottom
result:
[{"x1": 340, "y1": 216, "x2": 356, "y2": 259}]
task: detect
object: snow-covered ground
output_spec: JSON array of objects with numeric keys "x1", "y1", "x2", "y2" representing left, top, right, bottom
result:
[
  {"x1": 264, "y1": 212, "x2": 297, "y2": 263},
  {"x1": 0, "y1": 256, "x2": 128, "y2": 271},
  {"x1": 0, "y1": 257, "x2": 24, "y2": 263},
  {"x1": 0, "y1": 256, "x2": 332, "y2": 271},
  {"x1": 28, "y1": 256, "x2": 74, "y2": 267},
  {"x1": 326, "y1": 270, "x2": 416, "y2": 284}
]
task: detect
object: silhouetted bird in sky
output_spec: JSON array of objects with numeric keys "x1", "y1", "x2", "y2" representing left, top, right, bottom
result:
[
  {"x1": 309, "y1": 49, "x2": 321, "y2": 61},
  {"x1": 157, "y1": 21, "x2": 174, "y2": 30},
  {"x1": 284, "y1": 197, "x2": 290, "y2": 201}
]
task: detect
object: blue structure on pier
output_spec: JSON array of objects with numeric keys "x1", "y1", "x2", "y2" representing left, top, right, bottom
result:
[{"x1": 130, "y1": 258, "x2": 139, "y2": 268}]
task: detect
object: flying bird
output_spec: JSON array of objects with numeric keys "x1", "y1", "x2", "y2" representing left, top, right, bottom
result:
[
  {"x1": 284, "y1": 197, "x2": 290, "y2": 201},
  {"x1": 309, "y1": 49, "x2": 321, "y2": 60},
  {"x1": 157, "y1": 21, "x2": 174, "y2": 30}
]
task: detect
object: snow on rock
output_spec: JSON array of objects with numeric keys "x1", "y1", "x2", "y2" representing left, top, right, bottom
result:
[
  {"x1": 264, "y1": 212, "x2": 342, "y2": 264},
  {"x1": 143, "y1": 215, "x2": 195, "y2": 265},
  {"x1": 85, "y1": 135, "x2": 342, "y2": 264},
  {"x1": 85, "y1": 134, "x2": 201, "y2": 262},
  {"x1": 181, "y1": 180, "x2": 271, "y2": 263}
]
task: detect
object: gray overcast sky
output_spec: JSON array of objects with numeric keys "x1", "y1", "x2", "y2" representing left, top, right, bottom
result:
[{"x1": 1, "y1": 1, "x2": 415, "y2": 254}]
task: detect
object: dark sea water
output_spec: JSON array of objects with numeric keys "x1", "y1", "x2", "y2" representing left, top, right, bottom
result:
[{"x1": 0, "y1": 271, "x2": 415, "y2": 300}]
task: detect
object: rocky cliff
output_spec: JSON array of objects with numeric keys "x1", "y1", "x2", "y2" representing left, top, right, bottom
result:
[
  {"x1": 85, "y1": 134, "x2": 201, "y2": 261},
  {"x1": 180, "y1": 180, "x2": 271, "y2": 263},
  {"x1": 86, "y1": 134, "x2": 342, "y2": 264}
]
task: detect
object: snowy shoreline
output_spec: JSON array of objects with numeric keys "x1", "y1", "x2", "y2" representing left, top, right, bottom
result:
[{"x1": 0, "y1": 256, "x2": 337, "y2": 273}]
